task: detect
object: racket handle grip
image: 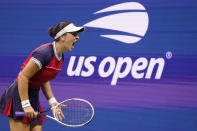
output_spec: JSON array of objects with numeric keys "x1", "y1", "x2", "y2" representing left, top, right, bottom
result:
[{"x1": 15, "y1": 112, "x2": 25, "y2": 117}]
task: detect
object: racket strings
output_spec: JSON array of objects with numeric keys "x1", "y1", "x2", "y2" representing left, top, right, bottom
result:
[{"x1": 60, "y1": 100, "x2": 93, "y2": 125}]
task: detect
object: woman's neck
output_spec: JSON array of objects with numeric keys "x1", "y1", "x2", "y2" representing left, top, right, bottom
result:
[{"x1": 54, "y1": 41, "x2": 64, "y2": 57}]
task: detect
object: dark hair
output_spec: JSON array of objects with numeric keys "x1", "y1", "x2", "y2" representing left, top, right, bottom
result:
[{"x1": 48, "y1": 21, "x2": 71, "y2": 41}]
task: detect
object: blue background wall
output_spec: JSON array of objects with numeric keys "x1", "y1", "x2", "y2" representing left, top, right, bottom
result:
[{"x1": 0, "y1": 0, "x2": 197, "y2": 130}]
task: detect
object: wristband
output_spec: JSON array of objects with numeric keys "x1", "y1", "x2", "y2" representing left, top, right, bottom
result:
[
  {"x1": 48, "y1": 97, "x2": 57, "y2": 105},
  {"x1": 21, "y1": 100, "x2": 31, "y2": 108}
]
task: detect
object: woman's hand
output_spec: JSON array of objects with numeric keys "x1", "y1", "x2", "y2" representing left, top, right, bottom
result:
[
  {"x1": 23, "y1": 106, "x2": 38, "y2": 118},
  {"x1": 50, "y1": 102, "x2": 66, "y2": 121}
]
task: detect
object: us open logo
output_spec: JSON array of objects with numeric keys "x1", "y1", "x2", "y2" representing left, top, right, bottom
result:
[
  {"x1": 66, "y1": 2, "x2": 167, "y2": 86},
  {"x1": 83, "y1": 2, "x2": 149, "y2": 44}
]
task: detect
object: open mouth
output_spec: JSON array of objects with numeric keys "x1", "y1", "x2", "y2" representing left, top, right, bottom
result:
[
  {"x1": 72, "y1": 42, "x2": 76, "y2": 48},
  {"x1": 72, "y1": 42, "x2": 76, "y2": 46}
]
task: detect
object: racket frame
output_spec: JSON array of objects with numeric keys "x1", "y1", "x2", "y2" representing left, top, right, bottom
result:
[{"x1": 46, "y1": 98, "x2": 95, "y2": 127}]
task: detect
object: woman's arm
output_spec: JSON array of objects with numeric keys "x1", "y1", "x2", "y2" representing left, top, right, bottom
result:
[
  {"x1": 41, "y1": 81, "x2": 57, "y2": 107},
  {"x1": 18, "y1": 60, "x2": 39, "y2": 118},
  {"x1": 41, "y1": 81, "x2": 66, "y2": 121}
]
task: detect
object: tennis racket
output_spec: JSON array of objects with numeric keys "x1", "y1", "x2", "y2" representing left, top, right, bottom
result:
[{"x1": 15, "y1": 98, "x2": 94, "y2": 127}]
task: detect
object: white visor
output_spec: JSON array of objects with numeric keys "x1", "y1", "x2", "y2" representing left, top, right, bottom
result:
[{"x1": 54, "y1": 23, "x2": 84, "y2": 39}]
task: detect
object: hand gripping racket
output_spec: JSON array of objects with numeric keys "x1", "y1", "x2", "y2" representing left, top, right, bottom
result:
[{"x1": 15, "y1": 98, "x2": 94, "y2": 127}]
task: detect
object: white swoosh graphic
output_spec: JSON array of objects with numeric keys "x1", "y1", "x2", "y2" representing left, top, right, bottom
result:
[
  {"x1": 101, "y1": 35, "x2": 141, "y2": 44},
  {"x1": 95, "y1": 2, "x2": 146, "y2": 14},
  {"x1": 83, "y1": 2, "x2": 149, "y2": 44},
  {"x1": 84, "y1": 12, "x2": 148, "y2": 36}
]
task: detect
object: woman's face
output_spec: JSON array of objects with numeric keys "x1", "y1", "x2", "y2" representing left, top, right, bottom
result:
[{"x1": 61, "y1": 32, "x2": 79, "y2": 51}]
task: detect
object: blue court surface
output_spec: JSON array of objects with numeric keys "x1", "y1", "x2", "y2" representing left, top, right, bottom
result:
[
  {"x1": 1, "y1": 107, "x2": 197, "y2": 131},
  {"x1": 0, "y1": 77, "x2": 197, "y2": 131}
]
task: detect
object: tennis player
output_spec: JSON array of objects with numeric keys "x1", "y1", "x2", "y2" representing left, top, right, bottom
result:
[{"x1": 0, "y1": 21, "x2": 84, "y2": 131}]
